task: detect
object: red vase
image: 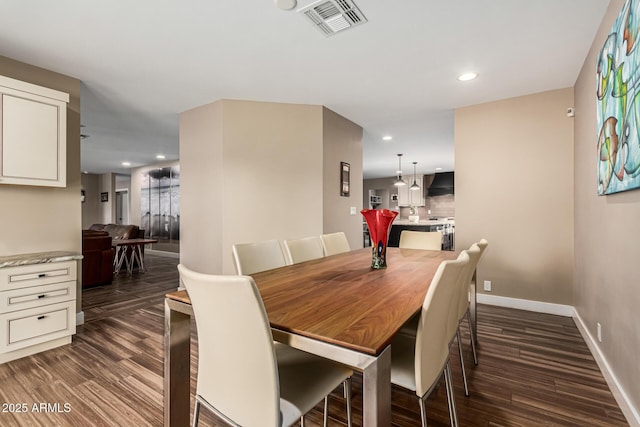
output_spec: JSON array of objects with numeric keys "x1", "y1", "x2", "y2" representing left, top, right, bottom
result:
[{"x1": 361, "y1": 209, "x2": 399, "y2": 269}]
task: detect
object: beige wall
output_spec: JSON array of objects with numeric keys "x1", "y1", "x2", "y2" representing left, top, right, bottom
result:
[
  {"x1": 221, "y1": 100, "x2": 323, "y2": 274},
  {"x1": 81, "y1": 173, "x2": 100, "y2": 228},
  {"x1": 575, "y1": 0, "x2": 640, "y2": 416},
  {"x1": 322, "y1": 107, "x2": 364, "y2": 250},
  {"x1": 0, "y1": 56, "x2": 82, "y2": 311},
  {"x1": 180, "y1": 100, "x2": 362, "y2": 274},
  {"x1": 180, "y1": 100, "x2": 224, "y2": 274},
  {"x1": 98, "y1": 173, "x2": 115, "y2": 223},
  {"x1": 455, "y1": 88, "x2": 574, "y2": 304}
]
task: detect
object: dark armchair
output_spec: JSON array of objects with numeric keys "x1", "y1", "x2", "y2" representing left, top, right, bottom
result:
[{"x1": 82, "y1": 229, "x2": 115, "y2": 287}]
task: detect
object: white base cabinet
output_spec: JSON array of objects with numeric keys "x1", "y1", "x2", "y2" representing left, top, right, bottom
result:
[{"x1": 0, "y1": 258, "x2": 78, "y2": 364}]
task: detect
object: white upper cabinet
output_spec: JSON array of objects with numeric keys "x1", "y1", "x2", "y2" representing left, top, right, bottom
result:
[
  {"x1": 398, "y1": 174, "x2": 425, "y2": 207},
  {"x1": 0, "y1": 75, "x2": 69, "y2": 187}
]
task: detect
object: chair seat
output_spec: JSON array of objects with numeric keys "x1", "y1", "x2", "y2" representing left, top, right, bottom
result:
[{"x1": 276, "y1": 344, "x2": 353, "y2": 426}]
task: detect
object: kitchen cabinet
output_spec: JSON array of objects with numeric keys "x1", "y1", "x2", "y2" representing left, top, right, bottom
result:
[
  {"x1": 0, "y1": 75, "x2": 69, "y2": 187},
  {"x1": 397, "y1": 174, "x2": 425, "y2": 207},
  {"x1": 0, "y1": 253, "x2": 80, "y2": 364}
]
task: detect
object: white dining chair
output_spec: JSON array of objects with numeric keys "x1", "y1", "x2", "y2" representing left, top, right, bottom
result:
[
  {"x1": 398, "y1": 230, "x2": 442, "y2": 250},
  {"x1": 232, "y1": 239, "x2": 287, "y2": 275},
  {"x1": 469, "y1": 239, "x2": 488, "y2": 343},
  {"x1": 178, "y1": 264, "x2": 353, "y2": 427},
  {"x1": 454, "y1": 243, "x2": 482, "y2": 396},
  {"x1": 390, "y1": 252, "x2": 469, "y2": 427},
  {"x1": 320, "y1": 232, "x2": 350, "y2": 256},
  {"x1": 283, "y1": 236, "x2": 325, "y2": 265}
]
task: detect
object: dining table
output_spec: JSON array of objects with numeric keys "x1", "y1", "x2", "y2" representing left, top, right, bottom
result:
[
  {"x1": 112, "y1": 238, "x2": 158, "y2": 275},
  {"x1": 164, "y1": 247, "x2": 459, "y2": 427}
]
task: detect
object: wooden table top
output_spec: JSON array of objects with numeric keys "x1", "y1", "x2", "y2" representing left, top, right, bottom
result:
[
  {"x1": 112, "y1": 238, "x2": 159, "y2": 246},
  {"x1": 166, "y1": 247, "x2": 458, "y2": 356}
]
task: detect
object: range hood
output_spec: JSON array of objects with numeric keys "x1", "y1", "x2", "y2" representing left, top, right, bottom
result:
[{"x1": 428, "y1": 171, "x2": 454, "y2": 196}]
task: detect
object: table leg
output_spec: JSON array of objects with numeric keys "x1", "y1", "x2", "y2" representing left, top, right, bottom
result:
[
  {"x1": 133, "y1": 244, "x2": 146, "y2": 273},
  {"x1": 114, "y1": 246, "x2": 126, "y2": 275},
  {"x1": 164, "y1": 300, "x2": 192, "y2": 427},
  {"x1": 126, "y1": 246, "x2": 136, "y2": 275},
  {"x1": 362, "y1": 345, "x2": 391, "y2": 426}
]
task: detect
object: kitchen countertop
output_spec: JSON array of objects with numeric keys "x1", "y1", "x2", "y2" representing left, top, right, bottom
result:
[
  {"x1": 392, "y1": 218, "x2": 455, "y2": 226},
  {"x1": 0, "y1": 251, "x2": 83, "y2": 269}
]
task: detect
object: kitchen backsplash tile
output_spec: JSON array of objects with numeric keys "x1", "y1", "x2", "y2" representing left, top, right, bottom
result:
[{"x1": 400, "y1": 194, "x2": 455, "y2": 218}]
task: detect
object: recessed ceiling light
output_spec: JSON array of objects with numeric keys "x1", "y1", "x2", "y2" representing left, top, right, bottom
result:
[
  {"x1": 156, "y1": 154, "x2": 166, "y2": 160},
  {"x1": 122, "y1": 162, "x2": 131, "y2": 167},
  {"x1": 458, "y1": 72, "x2": 478, "y2": 81},
  {"x1": 382, "y1": 136, "x2": 393, "y2": 141},
  {"x1": 435, "y1": 167, "x2": 443, "y2": 171},
  {"x1": 274, "y1": 0, "x2": 297, "y2": 10}
]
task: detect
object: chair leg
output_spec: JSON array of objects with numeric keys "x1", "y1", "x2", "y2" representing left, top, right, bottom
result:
[
  {"x1": 444, "y1": 361, "x2": 459, "y2": 427},
  {"x1": 418, "y1": 394, "x2": 428, "y2": 427},
  {"x1": 323, "y1": 397, "x2": 329, "y2": 427},
  {"x1": 466, "y1": 310, "x2": 478, "y2": 365},
  {"x1": 456, "y1": 328, "x2": 470, "y2": 397},
  {"x1": 344, "y1": 377, "x2": 353, "y2": 427},
  {"x1": 192, "y1": 398, "x2": 201, "y2": 427}
]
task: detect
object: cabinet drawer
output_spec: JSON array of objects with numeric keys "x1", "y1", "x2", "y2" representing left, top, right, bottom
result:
[
  {"x1": 0, "y1": 261, "x2": 76, "y2": 291},
  {"x1": 0, "y1": 281, "x2": 75, "y2": 314},
  {"x1": 0, "y1": 301, "x2": 75, "y2": 354}
]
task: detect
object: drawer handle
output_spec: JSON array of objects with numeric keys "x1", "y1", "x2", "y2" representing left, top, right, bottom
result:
[
  {"x1": 37, "y1": 315, "x2": 46, "y2": 320},
  {"x1": 38, "y1": 273, "x2": 46, "y2": 278},
  {"x1": 38, "y1": 294, "x2": 46, "y2": 299}
]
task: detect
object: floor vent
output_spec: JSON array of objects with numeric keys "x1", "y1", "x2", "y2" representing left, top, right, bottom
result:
[{"x1": 299, "y1": 0, "x2": 367, "y2": 37}]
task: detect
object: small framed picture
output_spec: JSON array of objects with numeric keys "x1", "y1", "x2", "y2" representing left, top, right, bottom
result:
[
  {"x1": 340, "y1": 162, "x2": 350, "y2": 197},
  {"x1": 100, "y1": 192, "x2": 108, "y2": 202}
]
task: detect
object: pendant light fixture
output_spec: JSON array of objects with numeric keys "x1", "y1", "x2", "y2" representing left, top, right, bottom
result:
[
  {"x1": 394, "y1": 154, "x2": 406, "y2": 186},
  {"x1": 410, "y1": 161, "x2": 420, "y2": 191}
]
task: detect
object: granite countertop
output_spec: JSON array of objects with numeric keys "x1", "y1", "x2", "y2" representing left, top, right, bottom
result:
[
  {"x1": 0, "y1": 251, "x2": 83, "y2": 269},
  {"x1": 393, "y1": 218, "x2": 455, "y2": 226}
]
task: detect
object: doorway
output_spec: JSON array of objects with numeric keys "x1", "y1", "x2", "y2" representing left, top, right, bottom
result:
[{"x1": 115, "y1": 189, "x2": 129, "y2": 225}]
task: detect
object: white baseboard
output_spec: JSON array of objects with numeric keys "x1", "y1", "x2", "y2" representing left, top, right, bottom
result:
[
  {"x1": 477, "y1": 293, "x2": 573, "y2": 317},
  {"x1": 573, "y1": 310, "x2": 640, "y2": 427},
  {"x1": 146, "y1": 249, "x2": 180, "y2": 259},
  {"x1": 76, "y1": 310, "x2": 85, "y2": 326},
  {"x1": 477, "y1": 293, "x2": 639, "y2": 426}
]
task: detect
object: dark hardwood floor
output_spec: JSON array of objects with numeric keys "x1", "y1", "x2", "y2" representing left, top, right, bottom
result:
[{"x1": 0, "y1": 254, "x2": 628, "y2": 426}]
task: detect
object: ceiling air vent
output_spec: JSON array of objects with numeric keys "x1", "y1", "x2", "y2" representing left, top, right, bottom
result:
[{"x1": 299, "y1": 0, "x2": 367, "y2": 37}]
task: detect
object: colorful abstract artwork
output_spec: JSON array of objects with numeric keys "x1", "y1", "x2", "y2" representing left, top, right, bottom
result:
[{"x1": 597, "y1": 0, "x2": 640, "y2": 195}]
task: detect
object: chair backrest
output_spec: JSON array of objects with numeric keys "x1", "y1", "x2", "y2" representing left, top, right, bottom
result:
[
  {"x1": 476, "y1": 239, "x2": 488, "y2": 257},
  {"x1": 320, "y1": 232, "x2": 350, "y2": 256},
  {"x1": 284, "y1": 236, "x2": 325, "y2": 265},
  {"x1": 455, "y1": 244, "x2": 482, "y2": 320},
  {"x1": 232, "y1": 239, "x2": 287, "y2": 275},
  {"x1": 398, "y1": 230, "x2": 442, "y2": 250},
  {"x1": 414, "y1": 252, "x2": 469, "y2": 396},
  {"x1": 471, "y1": 238, "x2": 489, "y2": 289},
  {"x1": 177, "y1": 265, "x2": 280, "y2": 426}
]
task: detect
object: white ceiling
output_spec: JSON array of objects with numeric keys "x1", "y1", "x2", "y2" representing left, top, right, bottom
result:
[{"x1": 0, "y1": 0, "x2": 609, "y2": 178}]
